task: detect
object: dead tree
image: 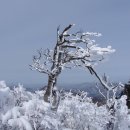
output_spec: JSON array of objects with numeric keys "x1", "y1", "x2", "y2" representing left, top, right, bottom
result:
[{"x1": 30, "y1": 24, "x2": 115, "y2": 106}]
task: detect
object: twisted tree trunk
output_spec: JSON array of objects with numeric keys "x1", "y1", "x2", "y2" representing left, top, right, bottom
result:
[{"x1": 44, "y1": 75, "x2": 56, "y2": 102}]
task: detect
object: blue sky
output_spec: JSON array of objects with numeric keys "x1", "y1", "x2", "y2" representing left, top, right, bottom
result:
[{"x1": 0, "y1": 0, "x2": 130, "y2": 86}]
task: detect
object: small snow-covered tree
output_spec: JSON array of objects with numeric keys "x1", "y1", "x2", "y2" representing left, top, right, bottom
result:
[
  {"x1": 95, "y1": 74, "x2": 127, "y2": 130},
  {"x1": 30, "y1": 24, "x2": 115, "y2": 105}
]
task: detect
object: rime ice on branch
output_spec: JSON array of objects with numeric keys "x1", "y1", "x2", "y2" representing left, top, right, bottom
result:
[{"x1": 30, "y1": 24, "x2": 115, "y2": 106}]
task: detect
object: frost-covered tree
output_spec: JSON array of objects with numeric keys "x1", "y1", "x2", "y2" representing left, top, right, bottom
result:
[
  {"x1": 95, "y1": 73, "x2": 127, "y2": 130},
  {"x1": 30, "y1": 24, "x2": 115, "y2": 105}
]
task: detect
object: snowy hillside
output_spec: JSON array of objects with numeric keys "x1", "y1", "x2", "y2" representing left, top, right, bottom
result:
[{"x1": 0, "y1": 81, "x2": 130, "y2": 130}]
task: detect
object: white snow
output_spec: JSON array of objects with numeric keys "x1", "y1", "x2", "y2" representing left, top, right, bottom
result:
[{"x1": 0, "y1": 81, "x2": 129, "y2": 130}]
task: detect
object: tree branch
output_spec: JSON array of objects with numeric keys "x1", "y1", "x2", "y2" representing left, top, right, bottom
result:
[{"x1": 86, "y1": 66, "x2": 109, "y2": 90}]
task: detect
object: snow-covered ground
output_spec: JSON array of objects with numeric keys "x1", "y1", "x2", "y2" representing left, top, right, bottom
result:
[{"x1": 0, "y1": 81, "x2": 130, "y2": 130}]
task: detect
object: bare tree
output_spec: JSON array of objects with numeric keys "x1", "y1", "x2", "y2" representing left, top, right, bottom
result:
[
  {"x1": 92, "y1": 71, "x2": 126, "y2": 130},
  {"x1": 30, "y1": 24, "x2": 115, "y2": 106}
]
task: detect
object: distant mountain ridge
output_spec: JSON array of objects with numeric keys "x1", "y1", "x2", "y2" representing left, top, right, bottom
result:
[
  {"x1": 9, "y1": 82, "x2": 120, "y2": 104},
  {"x1": 8, "y1": 82, "x2": 108, "y2": 97}
]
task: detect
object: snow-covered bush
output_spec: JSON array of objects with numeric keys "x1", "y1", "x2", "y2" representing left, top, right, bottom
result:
[
  {"x1": 58, "y1": 92, "x2": 111, "y2": 130},
  {"x1": 12, "y1": 84, "x2": 33, "y2": 106},
  {"x1": 113, "y1": 95, "x2": 130, "y2": 130},
  {"x1": 0, "y1": 81, "x2": 130, "y2": 130},
  {"x1": 0, "y1": 81, "x2": 14, "y2": 113}
]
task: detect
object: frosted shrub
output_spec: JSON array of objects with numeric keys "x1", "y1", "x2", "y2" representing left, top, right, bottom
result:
[
  {"x1": 0, "y1": 81, "x2": 129, "y2": 130},
  {"x1": 12, "y1": 84, "x2": 33, "y2": 106},
  {"x1": 113, "y1": 95, "x2": 130, "y2": 130},
  {"x1": 0, "y1": 81, "x2": 14, "y2": 113},
  {"x1": 58, "y1": 92, "x2": 111, "y2": 130}
]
